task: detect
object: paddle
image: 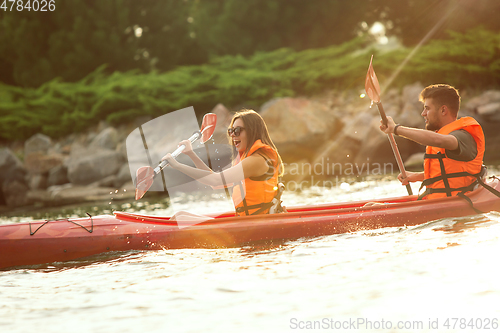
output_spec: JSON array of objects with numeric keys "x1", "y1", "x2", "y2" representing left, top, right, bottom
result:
[
  {"x1": 135, "y1": 113, "x2": 217, "y2": 200},
  {"x1": 365, "y1": 55, "x2": 413, "y2": 195}
]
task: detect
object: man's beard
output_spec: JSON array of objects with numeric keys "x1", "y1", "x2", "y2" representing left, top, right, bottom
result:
[{"x1": 425, "y1": 121, "x2": 440, "y2": 132}]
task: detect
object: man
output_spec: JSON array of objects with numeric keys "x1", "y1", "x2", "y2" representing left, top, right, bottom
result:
[{"x1": 380, "y1": 84, "x2": 485, "y2": 200}]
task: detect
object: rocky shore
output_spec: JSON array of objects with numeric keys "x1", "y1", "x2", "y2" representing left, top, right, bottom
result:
[{"x1": 1, "y1": 83, "x2": 500, "y2": 210}]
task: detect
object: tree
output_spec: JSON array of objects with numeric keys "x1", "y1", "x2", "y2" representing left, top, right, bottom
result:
[
  {"x1": 188, "y1": 0, "x2": 365, "y2": 56},
  {"x1": 0, "y1": 0, "x2": 204, "y2": 87},
  {"x1": 363, "y1": 0, "x2": 500, "y2": 46}
]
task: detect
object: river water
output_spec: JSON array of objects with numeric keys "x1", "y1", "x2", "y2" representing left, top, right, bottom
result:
[{"x1": 1, "y1": 174, "x2": 500, "y2": 333}]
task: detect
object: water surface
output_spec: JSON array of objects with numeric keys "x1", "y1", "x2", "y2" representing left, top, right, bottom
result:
[{"x1": 1, "y1": 175, "x2": 500, "y2": 333}]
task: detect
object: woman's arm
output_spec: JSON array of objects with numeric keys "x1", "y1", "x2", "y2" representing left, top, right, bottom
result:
[
  {"x1": 177, "y1": 139, "x2": 212, "y2": 172},
  {"x1": 162, "y1": 153, "x2": 269, "y2": 187}
]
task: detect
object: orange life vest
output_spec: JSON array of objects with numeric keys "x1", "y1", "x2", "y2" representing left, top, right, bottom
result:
[
  {"x1": 232, "y1": 140, "x2": 279, "y2": 216},
  {"x1": 420, "y1": 117, "x2": 485, "y2": 200}
]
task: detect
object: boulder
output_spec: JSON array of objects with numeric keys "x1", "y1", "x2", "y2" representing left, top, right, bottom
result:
[
  {"x1": 2, "y1": 179, "x2": 30, "y2": 207},
  {"x1": 116, "y1": 142, "x2": 128, "y2": 160},
  {"x1": 404, "y1": 152, "x2": 425, "y2": 170},
  {"x1": 210, "y1": 103, "x2": 233, "y2": 144},
  {"x1": 28, "y1": 184, "x2": 130, "y2": 206},
  {"x1": 477, "y1": 102, "x2": 500, "y2": 121},
  {"x1": 260, "y1": 97, "x2": 341, "y2": 161},
  {"x1": 24, "y1": 133, "x2": 52, "y2": 156},
  {"x1": 24, "y1": 152, "x2": 64, "y2": 174},
  {"x1": 114, "y1": 164, "x2": 133, "y2": 188},
  {"x1": 398, "y1": 102, "x2": 424, "y2": 128},
  {"x1": 0, "y1": 148, "x2": 28, "y2": 206},
  {"x1": 47, "y1": 165, "x2": 70, "y2": 187},
  {"x1": 67, "y1": 150, "x2": 125, "y2": 185},
  {"x1": 0, "y1": 148, "x2": 24, "y2": 176},
  {"x1": 90, "y1": 127, "x2": 119, "y2": 150},
  {"x1": 28, "y1": 173, "x2": 48, "y2": 190},
  {"x1": 464, "y1": 90, "x2": 500, "y2": 112},
  {"x1": 402, "y1": 82, "x2": 424, "y2": 109},
  {"x1": 354, "y1": 116, "x2": 394, "y2": 166},
  {"x1": 89, "y1": 174, "x2": 119, "y2": 188}
]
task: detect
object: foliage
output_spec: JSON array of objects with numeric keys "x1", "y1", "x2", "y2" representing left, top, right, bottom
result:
[
  {"x1": 0, "y1": 0, "x2": 201, "y2": 87},
  {"x1": 2, "y1": 0, "x2": 500, "y2": 88},
  {"x1": 0, "y1": 28, "x2": 499, "y2": 142}
]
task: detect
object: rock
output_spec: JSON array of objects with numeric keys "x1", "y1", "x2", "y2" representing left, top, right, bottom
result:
[
  {"x1": 384, "y1": 88, "x2": 401, "y2": 106},
  {"x1": 28, "y1": 184, "x2": 126, "y2": 206},
  {"x1": 0, "y1": 148, "x2": 24, "y2": 175},
  {"x1": 464, "y1": 90, "x2": 500, "y2": 112},
  {"x1": 67, "y1": 150, "x2": 125, "y2": 185},
  {"x1": 398, "y1": 102, "x2": 424, "y2": 128},
  {"x1": 28, "y1": 173, "x2": 48, "y2": 190},
  {"x1": 319, "y1": 135, "x2": 361, "y2": 173},
  {"x1": 24, "y1": 133, "x2": 52, "y2": 156},
  {"x1": 114, "y1": 164, "x2": 133, "y2": 188},
  {"x1": 210, "y1": 104, "x2": 233, "y2": 144},
  {"x1": 402, "y1": 82, "x2": 424, "y2": 108},
  {"x1": 2, "y1": 179, "x2": 29, "y2": 207},
  {"x1": 316, "y1": 112, "x2": 375, "y2": 170},
  {"x1": 47, "y1": 165, "x2": 70, "y2": 187},
  {"x1": 477, "y1": 102, "x2": 500, "y2": 121},
  {"x1": 69, "y1": 142, "x2": 89, "y2": 158},
  {"x1": 260, "y1": 97, "x2": 341, "y2": 161},
  {"x1": 89, "y1": 175, "x2": 118, "y2": 188},
  {"x1": 116, "y1": 142, "x2": 128, "y2": 160},
  {"x1": 0, "y1": 148, "x2": 28, "y2": 206},
  {"x1": 478, "y1": 120, "x2": 500, "y2": 163},
  {"x1": 120, "y1": 180, "x2": 136, "y2": 193},
  {"x1": 90, "y1": 127, "x2": 119, "y2": 150},
  {"x1": 24, "y1": 152, "x2": 64, "y2": 174},
  {"x1": 354, "y1": 116, "x2": 393, "y2": 166},
  {"x1": 404, "y1": 152, "x2": 425, "y2": 170}
]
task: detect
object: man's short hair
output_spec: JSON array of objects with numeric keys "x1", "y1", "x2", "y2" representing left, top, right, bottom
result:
[{"x1": 419, "y1": 84, "x2": 461, "y2": 117}]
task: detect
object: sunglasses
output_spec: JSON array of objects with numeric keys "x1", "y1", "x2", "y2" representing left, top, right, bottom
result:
[{"x1": 227, "y1": 126, "x2": 245, "y2": 137}]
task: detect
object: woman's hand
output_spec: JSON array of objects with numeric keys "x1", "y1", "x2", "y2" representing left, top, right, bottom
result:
[
  {"x1": 179, "y1": 140, "x2": 194, "y2": 155},
  {"x1": 161, "y1": 153, "x2": 179, "y2": 168}
]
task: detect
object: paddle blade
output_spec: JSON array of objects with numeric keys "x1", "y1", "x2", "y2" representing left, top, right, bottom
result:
[
  {"x1": 135, "y1": 166, "x2": 155, "y2": 200},
  {"x1": 365, "y1": 55, "x2": 381, "y2": 104},
  {"x1": 200, "y1": 113, "x2": 217, "y2": 143}
]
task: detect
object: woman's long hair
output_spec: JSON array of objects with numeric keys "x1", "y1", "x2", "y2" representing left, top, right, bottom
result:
[{"x1": 229, "y1": 109, "x2": 284, "y2": 177}]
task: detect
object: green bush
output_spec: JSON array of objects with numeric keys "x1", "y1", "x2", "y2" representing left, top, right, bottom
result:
[{"x1": 0, "y1": 28, "x2": 499, "y2": 141}]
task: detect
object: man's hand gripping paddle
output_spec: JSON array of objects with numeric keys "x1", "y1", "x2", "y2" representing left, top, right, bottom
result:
[
  {"x1": 365, "y1": 55, "x2": 413, "y2": 195},
  {"x1": 134, "y1": 113, "x2": 217, "y2": 200}
]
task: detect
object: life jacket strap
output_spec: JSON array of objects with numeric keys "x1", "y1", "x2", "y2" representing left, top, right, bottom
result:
[
  {"x1": 235, "y1": 182, "x2": 286, "y2": 215},
  {"x1": 456, "y1": 173, "x2": 500, "y2": 214},
  {"x1": 419, "y1": 165, "x2": 500, "y2": 214},
  {"x1": 419, "y1": 152, "x2": 484, "y2": 200}
]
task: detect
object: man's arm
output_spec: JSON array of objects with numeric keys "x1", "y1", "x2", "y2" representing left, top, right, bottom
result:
[
  {"x1": 398, "y1": 171, "x2": 424, "y2": 185},
  {"x1": 381, "y1": 116, "x2": 458, "y2": 150}
]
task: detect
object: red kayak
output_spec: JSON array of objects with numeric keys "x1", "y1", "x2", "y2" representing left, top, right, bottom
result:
[{"x1": 1, "y1": 177, "x2": 500, "y2": 270}]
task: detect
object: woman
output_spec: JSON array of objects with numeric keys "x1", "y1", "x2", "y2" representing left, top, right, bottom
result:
[{"x1": 162, "y1": 109, "x2": 284, "y2": 217}]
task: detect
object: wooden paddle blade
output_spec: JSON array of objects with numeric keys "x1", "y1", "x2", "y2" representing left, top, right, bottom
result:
[
  {"x1": 200, "y1": 113, "x2": 217, "y2": 143},
  {"x1": 365, "y1": 55, "x2": 381, "y2": 104},
  {"x1": 135, "y1": 166, "x2": 155, "y2": 200}
]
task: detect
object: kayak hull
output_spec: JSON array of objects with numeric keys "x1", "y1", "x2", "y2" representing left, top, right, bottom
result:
[{"x1": 1, "y1": 178, "x2": 500, "y2": 270}]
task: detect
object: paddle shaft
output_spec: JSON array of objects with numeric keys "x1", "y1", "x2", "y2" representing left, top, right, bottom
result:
[
  {"x1": 154, "y1": 131, "x2": 201, "y2": 176},
  {"x1": 375, "y1": 102, "x2": 413, "y2": 196}
]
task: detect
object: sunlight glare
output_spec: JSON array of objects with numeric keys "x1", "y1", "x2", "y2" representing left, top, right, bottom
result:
[{"x1": 134, "y1": 27, "x2": 143, "y2": 38}]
